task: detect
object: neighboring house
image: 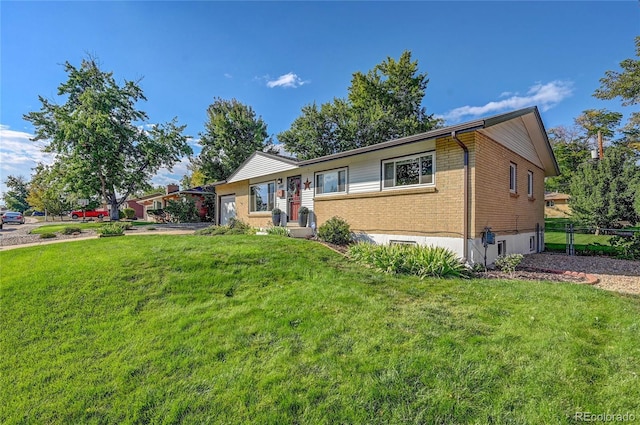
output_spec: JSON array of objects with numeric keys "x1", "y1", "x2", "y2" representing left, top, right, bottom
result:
[
  {"x1": 135, "y1": 184, "x2": 215, "y2": 221},
  {"x1": 214, "y1": 106, "x2": 560, "y2": 265},
  {"x1": 125, "y1": 193, "x2": 158, "y2": 219},
  {"x1": 544, "y1": 192, "x2": 571, "y2": 218}
]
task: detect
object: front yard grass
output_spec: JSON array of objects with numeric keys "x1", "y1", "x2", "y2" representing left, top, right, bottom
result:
[{"x1": 1, "y1": 235, "x2": 639, "y2": 423}]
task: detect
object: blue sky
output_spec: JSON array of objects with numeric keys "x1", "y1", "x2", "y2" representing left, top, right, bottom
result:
[{"x1": 1, "y1": 1, "x2": 638, "y2": 196}]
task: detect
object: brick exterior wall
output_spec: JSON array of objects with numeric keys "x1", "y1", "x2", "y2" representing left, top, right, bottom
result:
[
  {"x1": 313, "y1": 134, "x2": 471, "y2": 238},
  {"x1": 215, "y1": 181, "x2": 274, "y2": 228},
  {"x1": 472, "y1": 132, "x2": 545, "y2": 238}
]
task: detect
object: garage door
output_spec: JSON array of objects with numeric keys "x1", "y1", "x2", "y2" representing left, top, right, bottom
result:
[{"x1": 219, "y1": 195, "x2": 236, "y2": 226}]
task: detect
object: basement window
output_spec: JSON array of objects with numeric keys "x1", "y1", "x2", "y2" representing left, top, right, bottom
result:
[{"x1": 497, "y1": 240, "x2": 506, "y2": 256}]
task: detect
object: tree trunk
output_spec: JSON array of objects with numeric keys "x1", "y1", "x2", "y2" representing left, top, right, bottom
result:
[{"x1": 109, "y1": 198, "x2": 120, "y2": 221}]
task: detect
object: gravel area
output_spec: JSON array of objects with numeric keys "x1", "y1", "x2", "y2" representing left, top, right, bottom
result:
[{"x1": 520, "y1": 253, "x2": 640, "y2": 295}]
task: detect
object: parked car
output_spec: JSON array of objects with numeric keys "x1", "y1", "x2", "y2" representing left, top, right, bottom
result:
[
  {"x1": 2, "y1": 211, "x2": 25, "y2": 224},
  {"x1": 70, "y1": 210, "x2": 110, "y2": 219},
  {"x1": 31, "y1": 211, "x2": 45, "y2": 216}
]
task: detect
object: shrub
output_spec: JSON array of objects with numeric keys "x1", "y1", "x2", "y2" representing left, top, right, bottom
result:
[
  {"x1": 348, "y1": 243, "x2": 468, "y2": 279},
  {"x1": 165, "y1": 196, "x2": 199, "y2": 223},
  {"x1": 61, "y1": 227, "x2": 82, "y2": 235},
  {"x1": 39, "y1": 233, "x2": 56, "y2": 239},
  {"x1": 610, "y1": 231, "x2": 640, "y2": 260},
  {"x1": 494, "y1": 254, "x2": 524, "y2": 274},
  {"x1": 318, "y1": 216, "x2": 352, "y2": 245},
  {"x1": 123, "y1": 208, "x2": 136, "y2": 220},
  {"x1": 266, "y1": 226, "x2": 290, "y2": 237},
  {"x1": 298, "y1": 206, "x2": 309, "y2": 214},
  {"x1": 195, "y1": 219, "x2": 254, "y2": 236},
  {"x1": 272, "y1": 208, "x2": 282, "y2": 216},
  {"x1": 97, "y1": 223, "x2": 127, "y2": 237}
]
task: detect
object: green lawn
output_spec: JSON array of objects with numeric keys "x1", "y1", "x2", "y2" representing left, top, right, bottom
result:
[
  {"x1": 29, "y1": 221, "x2": 154, "y2": 235},
  {"x1": 1, "y1": 235, "x2": 639, "y2": 424}
]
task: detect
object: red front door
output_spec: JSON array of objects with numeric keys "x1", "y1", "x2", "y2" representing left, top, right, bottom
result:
[{"x1": 287, "y1": 176, "x2": 301, "y2": 221}]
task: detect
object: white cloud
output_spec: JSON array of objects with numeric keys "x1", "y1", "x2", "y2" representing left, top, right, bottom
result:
[
  {"x1": 442, "y1": 80, "x2": 574, "y2": 123},
  {"x1": 266, "y1": 72, "x2": 307, "y2": 89},
  {"x1": 224, "y1": 73, "x2": 233, "y2": 79},
  {"x1": 0, "y1": 124, "x2": 54, "y2": 195},
  {"x1": 152, "y1": 156, "x2": 191, "y2": 188}
]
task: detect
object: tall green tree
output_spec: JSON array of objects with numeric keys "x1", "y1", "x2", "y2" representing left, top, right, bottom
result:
[
  {"x1": 26, "y1": 164, "x2": 71, "y2": 218},
  {"x1": 545, "y1": 126, "x2": 591, "y2": 194},
  {"x1": 279, "y1": 51, "x2": 442, "y2": 160},
  {"x1": 569, "y1": 145, "x2": 640, "y2": 229},
  {"x1": 594, "y1": 36, "x2": 640, "y2": 106},
  {"x1": 574, "y1": 108, "x2": 623, "y2": 140},
  {"x1": 24, "y1": 57, "x2": 191, "y2": 220},
  {"x1": 2, "y1": 175, "x2": 30, "y2": 212},
  {"x1": 195, "y1": 98, "x2": 272, "y2": 182}
]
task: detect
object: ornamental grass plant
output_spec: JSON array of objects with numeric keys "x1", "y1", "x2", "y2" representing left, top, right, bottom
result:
[{"x1": 348, "y1": 242, "x2": 469, "y2": 279}]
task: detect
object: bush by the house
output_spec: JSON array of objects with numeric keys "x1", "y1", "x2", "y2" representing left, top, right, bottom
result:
[
  {"x1": 123, "y1": 208, "x2": 137, "y2": 220},
  {"x1": 195, "y1": 219, "x2": 254, "y2": 236},
  {"x1": 165, "y1": 196, "x2": 199, "y2": 223},
  {"x1": 494, "y1": 254, "x2": 524, "y2": 274},
  {"x1": 348, "y1": 242, "x2": 468, "y2": 279},
  {"x1": 39, "y1": 233, "x2": 56, "y2": 239},
  {"x1": 61, "y1": 227, "x2": 82, "y2": 235},
  {"x1": 97, "y1": 223, "x2": 128, "y2": 237},
  {"x1": 318, "y1": 216, "x2": 352, "y2": 245}
]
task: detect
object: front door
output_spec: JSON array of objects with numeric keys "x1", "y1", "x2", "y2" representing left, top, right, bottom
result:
[{"x1": 287, "y1": 176, "x2": 301, "y2": 222}]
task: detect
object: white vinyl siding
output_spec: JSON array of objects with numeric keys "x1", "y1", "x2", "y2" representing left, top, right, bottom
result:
[
  {"x1": 228, "y1": 153, "x2": 298, "y2": 183},
  {"x1": 315, "y1": 168, "x2": 347, "y2": 195},
  {"x1": 249, "y1": 181, "x2": 276, "y2": 212},
  {"x1": 382, "y1": 152, "x2": 435, "y2": 189}
]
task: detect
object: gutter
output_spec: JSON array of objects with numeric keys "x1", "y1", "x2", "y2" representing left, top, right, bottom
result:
[{"x1": 451, "y1": 130, "x2": 470, "y2": 263}]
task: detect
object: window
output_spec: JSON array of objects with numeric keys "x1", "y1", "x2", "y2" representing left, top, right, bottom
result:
[
  {"x1": 315, "y1": 168, "x2": 347, "y2": 195},
  {"x1": 249, "y1": 181, "x2": 275, "y2": 212},
  {"x1": 546, "y1": 200, "x2": 555, "y2": 207},
  {"x1": 527, "y1": 171, "x2": 534, "y2": 197},
  {"x1": 383, "y1": 152, "x2": 435, "y2": 189},
  {"x1": 153, "y1": 200, "x2": 162, "y2": 210},
  {"x1": 509, "y1": 163, "x2": 517, "y2": 193},
  {"x1": 530, "y1": 236, "x2": 536, "y2": 252},
  {"x1": 497, "y1": 240, "x2": 506, "y2": 256}
]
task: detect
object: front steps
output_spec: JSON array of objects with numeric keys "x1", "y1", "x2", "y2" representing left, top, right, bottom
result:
[{"x1": 287, "y1": 225, "x2": 314, "y2": 239}]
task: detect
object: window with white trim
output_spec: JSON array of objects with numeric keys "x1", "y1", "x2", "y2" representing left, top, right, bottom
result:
[
  {"x1": 530, "y1": 236, "x2": 536, "y2": 252},
  {"x1": 249, "y1": 181, "x2": 275, "y2": 212},
  {"x1": 527, "y1": 170, "x2": 534, "y2": 197},
  {"x1": 497, "y1": 240, "x2": 506, "y2": 256},
  {"x1": 383, "y1": 152, "x2": 435, "y2": 189},
  {"x1": 509, "y1": 162, "x2": 517, "y2": 193},
  {"x1": 315, "y1": 168, "x2": 347, "y2": 195},
  {"x1": 153, "y1": 200, "x2": 162, "y2": 209}
]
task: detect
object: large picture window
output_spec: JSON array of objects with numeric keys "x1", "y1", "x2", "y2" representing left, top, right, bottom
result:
[
  {"x1": 249, "y1": 181, "x2": 275, "y2": 212},
  {"x1": 383, "y1": 153, "x2": 434, "y2": 189},
  {"x1": 315, "y1": 168, "x2": 347, "y2": 195}
]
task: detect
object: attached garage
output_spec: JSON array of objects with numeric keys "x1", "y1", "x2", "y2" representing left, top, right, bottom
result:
[{"x1": 219, "y1": 195, "x2": 236, "y2": 226}]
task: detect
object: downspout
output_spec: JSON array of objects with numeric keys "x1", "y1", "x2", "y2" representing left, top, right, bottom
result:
[{"x1": 451, "y1": 131, "x2": 469, "y2": 263}]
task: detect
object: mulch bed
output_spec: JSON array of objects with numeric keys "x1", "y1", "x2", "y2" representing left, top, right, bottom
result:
[{"x1": 475, "y1": 267, "x2": 587, "y2": 283}]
